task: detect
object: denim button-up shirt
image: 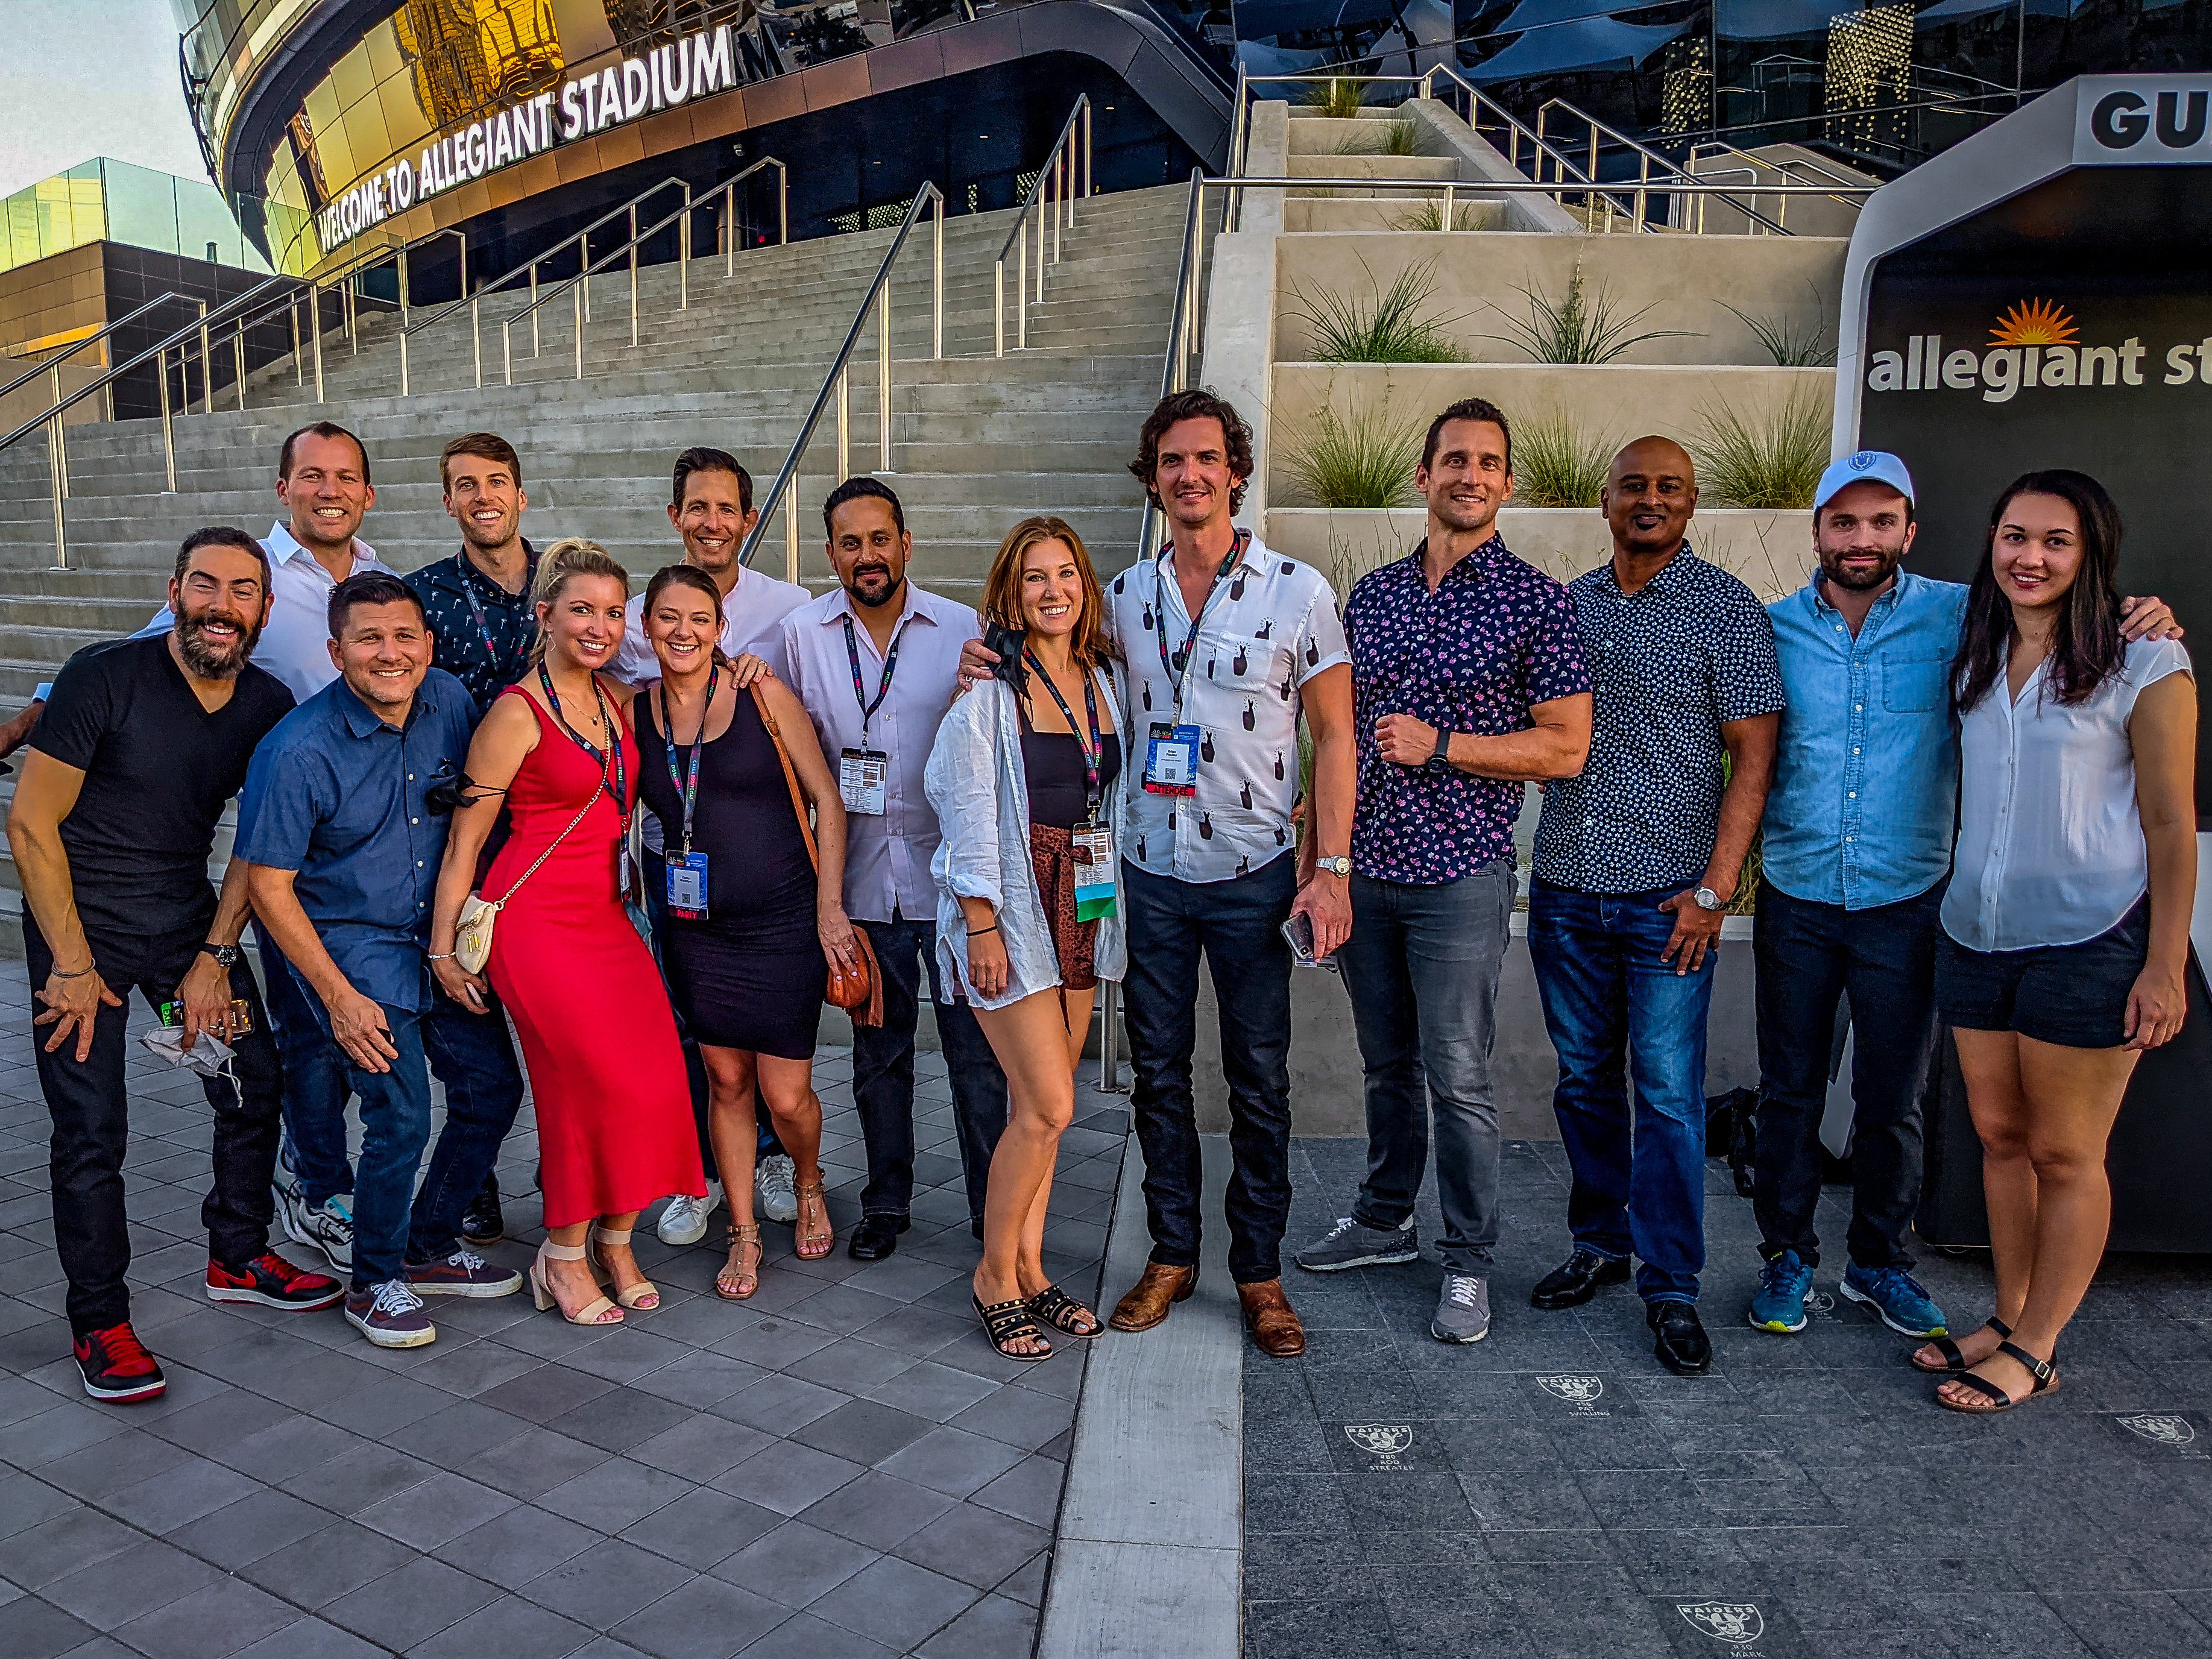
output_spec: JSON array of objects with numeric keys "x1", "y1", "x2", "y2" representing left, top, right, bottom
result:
[
  {"x1": 236, "y1": 668, "x2": 474, "y2": 1012},
  {"x1": 1762, "y1": 570, "x2": 1967, "y2": 910}
]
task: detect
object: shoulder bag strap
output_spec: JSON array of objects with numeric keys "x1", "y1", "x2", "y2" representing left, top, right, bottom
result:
[
  {"x1": 485, "y1": 693, "x2": 617, "y2": 908},
  {"x1": 749, "y1": 682, "x2": 820, "y2": 872}
]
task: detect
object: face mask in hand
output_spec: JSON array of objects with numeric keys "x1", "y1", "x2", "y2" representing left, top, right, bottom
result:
[{"x1": 140, "y1": 1024, "x2": 240, "y2": 1085}]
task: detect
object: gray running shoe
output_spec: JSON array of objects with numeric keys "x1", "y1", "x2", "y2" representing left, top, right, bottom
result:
[
  {"x1": 1295, "y1": 1215, "x2": 1419, "y2": 1273},
  {"x1": 1431, "y1": 1273, "x2": 1491, "y2": 1344}
]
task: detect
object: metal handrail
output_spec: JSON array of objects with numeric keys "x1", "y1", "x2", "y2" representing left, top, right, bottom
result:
[
  {"x1": 1683, "y1": 140, "x2": 1871, "y2": 231},
  {"x1": 738, "y1": 184, "x2": 948, "y2": 584},
  {"x1": 994, "y1": 96, "x2": 1094, "y2": 356},
  {"x1": 0, "y1": 295, "x2": 194, "y2": 410},
  {"x1": 1137, "y1": 169, "x2": 1209, "y2": 562},
  {"x1": 404, "y1": 176, "x2": 690, "y2": 395},
  {"x1": 497, "y1": 184, "x2": 713, "y2": 384},
  {"x1": 1536, "y1": 98, "x2": 1792, "y2": 235}
]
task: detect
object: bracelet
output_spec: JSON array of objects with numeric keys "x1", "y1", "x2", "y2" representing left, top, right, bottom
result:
[
  {"x1": 49, "y1": 962, "x2": 94, "y2": 978},
  {"x1": 427, "y1": 952, "x2": 456, "y2": 962},
  {"x1": 967, "y1": 924, "x2": 1000, "y2": 938}
]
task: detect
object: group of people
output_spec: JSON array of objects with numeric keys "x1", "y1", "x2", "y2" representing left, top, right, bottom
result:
[{"x1": 7, "y1": 382, "x2": 2193, "y2": 1421}]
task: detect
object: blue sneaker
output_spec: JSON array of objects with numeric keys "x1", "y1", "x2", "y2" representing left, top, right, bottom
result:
[
  {"x1": 1841, "y1": 1262, "x2": 1947, "y2": 1339},
  {"x1": 1747, "y1": 1251, "x2": 1813, "y2": 1333}
]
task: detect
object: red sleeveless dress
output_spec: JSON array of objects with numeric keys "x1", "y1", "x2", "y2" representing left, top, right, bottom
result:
[{"x1": 484, "y1": 686, "x2": 702, "y2": 1230}]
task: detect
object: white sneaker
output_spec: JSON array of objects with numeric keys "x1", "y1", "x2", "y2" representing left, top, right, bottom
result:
[
  {"x1": 658, "y1": 1180, "x2": 723, "y2": 1247},
  {"x1": 755, "y1": 1154, "x2": 798, "y2": 1224},
  {"x1": 279, "y1": 1185, "x2": 354, "y2": 1274}
]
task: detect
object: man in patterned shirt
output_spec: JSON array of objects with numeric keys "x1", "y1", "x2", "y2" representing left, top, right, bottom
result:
[
  {"x1": 1527, "y1": 436, "x2": 1784, "y2": 1376},
  {"x1": 1294, "y1": 399, "x2": 1592, "y2": 1346}
]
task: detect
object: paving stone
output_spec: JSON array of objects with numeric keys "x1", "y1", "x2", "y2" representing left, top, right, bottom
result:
[
  {"x1": 892, "y1": 1500, "x2": 1049, "y2": 1590},
  {"x1": 42, "y1": 1535, "x2": 222, "y2": 1630},
  {"x1": 408, "y1": 1593, "x2": 598, "y2": 1659},
  {"x1": 110, "y1": 1576, "x2": 300, "y2": 1659},
  {"x1": 164, "y1": 1487, "x2": 332, "y2": 1564},
  {"x1": 529, "y1": 1537, "x2": 699, "y2": 1630},
  {"x1": 807, "y1": 1555, "x2": 979, "y2": 1651},
  {"x1": 607, "y1": 1573, "x2": 793, "y2": 1659},
  {"x1": 728, "y1": 1610, "x2": 897, "y2": 1658},
  {"x1": 355, "y1": 1469, "x2": 520, "y2": 1549},
  {"x1": 797, "y1": 1469, "x2": 956, "y2": 1550},
  {"x1": 873, "y1": 1423, "x2": 1029, "y2": 1499},
  {"x1": 458, "y1": 1424, "x2": 614, "y2": 1499},
  {"x1": 323, "y1": 1555, "x2": 504, "y2": 1651},
  {"x1": 790, "y1": 1398, "x2": 936, "y2": 1465},
  {"x1": 969, "y1": 1452, "x2": 1066, "y2": 1528},
  {"x1": 444, "y1": 1502, "x2": 605, "y2": 1584},
  {"x1": 0, "y1": 1596, "x2": 99, "y2": 1659},
  {"x1": 540, "y1": 1456, "x2": 696, "y2": 1532},
  {"x1": 620, "y1": 1486, "x2": 783, "y2": 1569},
  {"x1": 711, "y1": 1519, "x2": 879, "y2": 1608},
  {"x1": 912, "y1": 1591, "x2": 1037, "y2": 1659},
  {"x1": 230, "y1": 1617, "x2": 390, "y2": 1658},
  {"x1": 710, "y1": 1438, "x2": 864, "y2": 1517},
  {"x1": 239, "y1": 1519, "x2": 421, "y2": 1610}
]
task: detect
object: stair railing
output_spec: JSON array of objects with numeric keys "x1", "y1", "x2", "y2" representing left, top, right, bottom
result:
[
  {"x1": 738, "y1": 184, "x2": 947, "y2": 583},
  {"x1": 1682, "y1": 141, "x2": 1870, "y2": 233},
  {"x1": 1534, "y1": 98, "x2": 1792, "y2": 235},
  {"x1": 994, "y1": 95, "x2": 1094, "y2": 357}
]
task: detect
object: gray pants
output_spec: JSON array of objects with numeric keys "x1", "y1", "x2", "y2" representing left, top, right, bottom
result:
[{"x1": 1338, "y1": 860, "x2": 1514, "y2": 1273}]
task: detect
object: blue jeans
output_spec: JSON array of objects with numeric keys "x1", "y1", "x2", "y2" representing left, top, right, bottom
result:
[
  {"x1": 1527, "y1": 878, "x2": 1717, "y2": 1305},
  {"x1": 273, "y1": 959, "x2": 525, "y2": 1276},
  {"x1": 292, "y1": 994, "x2": 433, "y2": 1291},
  {"x1": 1338, "y1": 861, "x2": 1514, "y2": 1273},
  {"x1": 1122, "y1": 854, "x2": 1297, "y2": 1283},
  {"x1": 262, "y1": 920, "x2": 350, "y2": 1205},
  {"x1": 854, "y1": 914, "x2": 1008, "y2": 1227}
]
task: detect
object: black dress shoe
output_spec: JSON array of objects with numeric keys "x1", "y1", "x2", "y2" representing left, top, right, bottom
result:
[
  {"x1": 1648, "y1": 1301, "x2": 1713, "y2": 1376},
  {"x1": 1530, "y1": 1248, "x2": 1631, "y2": 1310},
  {"x1": 848, "y1": 1215, "x2": 910, "y2": 1261},
  {"x1": 461, "y1": 1174, "x2": 505, "y2": 1247}
]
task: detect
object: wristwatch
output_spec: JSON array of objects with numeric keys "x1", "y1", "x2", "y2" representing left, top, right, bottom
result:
[
  {"x1": 1692, "y1": 887, "x2": 1726, "y2": 913},
  {"x1": 1315, "y1": 855, "x2": 1352, "y2": 878},
  {"x1": 199, "y1": 943, "x2": 242, "y2": 969},
  {"x1": 1424, "y1": 732, "x2": 1458, "y2": 773}
]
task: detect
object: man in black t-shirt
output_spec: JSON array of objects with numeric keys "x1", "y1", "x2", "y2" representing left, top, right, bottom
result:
[{"x1": 6, "y1": 528, "x2": 343, "y2": 1405}]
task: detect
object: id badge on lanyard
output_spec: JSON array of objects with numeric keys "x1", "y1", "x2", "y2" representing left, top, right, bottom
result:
[
  {"x1": 616, "y1": 835, "x2": 635, "y2": 906},
  {"x1": 840, "y1": 748, "x2": 889, "y2": 816},
  {"x1": 1144, "y1": 723, "x2": 1199, "y2": 795},
  {"x1": 666, "y1": 850, "x2": 708, "y2": 920},
  {"x1": 1143, "y1": 537, "x2": 1240, "y2": 799},
  {"x1": 1073, "y1": 820, "x2": 1117, "y2": 920}
]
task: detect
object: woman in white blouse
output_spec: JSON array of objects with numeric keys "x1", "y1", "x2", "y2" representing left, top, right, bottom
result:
[
  {"x1": 927, "y1": 518, "x2": 1127, "y2": 1361},
  {"x1": 1921, "y1": 470, "x2": 2196, "y2": 1413}
]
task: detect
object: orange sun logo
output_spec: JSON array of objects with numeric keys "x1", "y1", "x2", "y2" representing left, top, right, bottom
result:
[{"x1": 1990, "y1": 298, "x2": 2079, "y2": 347}]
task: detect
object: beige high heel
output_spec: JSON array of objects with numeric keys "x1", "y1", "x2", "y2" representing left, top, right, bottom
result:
[
  {"x1": 588, "y1": 1225, "x2": 660, "y2": 1311},
  {"x1": 530, "y1": 1239, "x2": 621, "y2": 1326},
  {"x1": 717, "y1": 1223, "x2": 762, "y2": 1301}
]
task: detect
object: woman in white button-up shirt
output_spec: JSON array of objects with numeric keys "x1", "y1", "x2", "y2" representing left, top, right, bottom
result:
[
  {"x1": 926, "y1": 520, "x2": 1127, "y2": 1363},
  {"x1": 1921, "y1": 471, "x2": 2196, "y2": 1414}
]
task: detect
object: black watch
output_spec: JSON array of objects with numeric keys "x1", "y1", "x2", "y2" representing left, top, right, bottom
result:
[
  {"x1": 1424, "y1": 733, "x2": 1458, "y2": 773},
  {"x1": 199, "y1": 943, "x2": 242, "y2": 969}
]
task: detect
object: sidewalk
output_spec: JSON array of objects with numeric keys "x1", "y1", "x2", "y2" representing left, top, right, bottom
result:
[
  {"x1": 1245, "y1": 1136, "x2": 2212, "y2": 1659},
  {"x1": 0, "y1": 970, "x2": 1127, "y2": 1659}
]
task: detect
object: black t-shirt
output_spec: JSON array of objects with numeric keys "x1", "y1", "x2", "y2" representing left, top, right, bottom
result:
[{"x1": 31, "y1": 635, "x2": 294, "y2": 938}]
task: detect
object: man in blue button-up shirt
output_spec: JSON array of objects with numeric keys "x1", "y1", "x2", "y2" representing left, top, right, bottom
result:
[
  {"x1": 240, "y1": 575, "x2": 524, "y2": 1349},
  {"x1": 1750, "y1": 453, "x2": 2176, "y2": 1343}
]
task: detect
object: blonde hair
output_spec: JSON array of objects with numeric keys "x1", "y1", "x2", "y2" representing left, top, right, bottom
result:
[
  {"x1": 529, "y1": 538, "x2": 630, "y2": 666},
  {"x1": 980, "y1": 517, "x2": 1115, "y2": 669}
]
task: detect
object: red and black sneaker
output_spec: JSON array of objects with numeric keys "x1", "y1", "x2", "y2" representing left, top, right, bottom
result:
[
  {"x1": 74, "y1": 1322, "x2": 166, "y2": 1403},
  {"x1": 207, "y1": 1251, "x2": 345, "y2": 1311}
]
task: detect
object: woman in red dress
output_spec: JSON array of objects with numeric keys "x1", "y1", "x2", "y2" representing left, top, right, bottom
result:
[{"x1": 430, "y1": 539, "x2": 704, "y2": 1325}]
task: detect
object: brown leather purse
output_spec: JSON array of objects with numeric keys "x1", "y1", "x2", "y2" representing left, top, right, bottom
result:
[{"x1": 750, "y1": 683, "x2": 883, "y2": 1027}]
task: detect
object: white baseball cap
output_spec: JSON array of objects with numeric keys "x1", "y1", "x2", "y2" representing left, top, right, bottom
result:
[{"x1": 1814, "y1": 450, "x2": 1916, "y2": 514}]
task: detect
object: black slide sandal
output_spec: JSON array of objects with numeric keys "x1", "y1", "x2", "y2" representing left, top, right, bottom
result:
[
  {"x1": 975, "y1": 1294, "x2": 1054, "y2": 1361},
  {"x1": 1910, "y1": 1317, "x2": 2011, "y2": 1375},
  {"x1": 1027, "y1": 1283, "x2": 1104, "y2": 1339},
  {"x1": 1937, "y1": 1339, "x2": 2058, "y2": 1414}
]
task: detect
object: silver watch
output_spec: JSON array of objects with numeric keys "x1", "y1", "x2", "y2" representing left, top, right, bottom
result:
[
  {"x1": 1692, "y1": 886, "x2": 1725, "y2": 912},
  {"x1": 1315, "y1": 856, "x2": 1352, "y2": 878}
]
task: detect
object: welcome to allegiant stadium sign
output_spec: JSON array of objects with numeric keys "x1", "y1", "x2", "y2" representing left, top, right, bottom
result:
[{"x1": 317, "y1": 23, "x2": 767, "y2": 251}]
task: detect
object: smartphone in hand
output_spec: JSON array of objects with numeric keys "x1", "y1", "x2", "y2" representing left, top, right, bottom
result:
[{"x1": 1281, "y1": 911, "x2": 1340, "y2": 973}]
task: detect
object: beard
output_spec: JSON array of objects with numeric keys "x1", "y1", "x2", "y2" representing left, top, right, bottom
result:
[
  {"x1": 458, "y1": 511, "x2": 514, "y2": 552},
  {"x1": 847, "y1": 566, "x2": 900, "y2": 608},
  {"x1": 1818, "y1": 545, "x2": 1906, "y2": 591},
  {"x1": 176, "y1": 609, "x2": 260, "y2": 678}
]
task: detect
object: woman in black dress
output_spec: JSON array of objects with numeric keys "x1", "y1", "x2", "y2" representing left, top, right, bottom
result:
[{"x1": 635, "y1": 565, "x2": 860, "y2": 1299}]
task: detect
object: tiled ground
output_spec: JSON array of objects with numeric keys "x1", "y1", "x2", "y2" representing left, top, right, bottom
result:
[
  {"x1": 0, "y1": 971, "x2": 1131, "y2": 1658},
  {"x1": 1247, "y1": 1136, "x2": 2212, "y2": 1659}
]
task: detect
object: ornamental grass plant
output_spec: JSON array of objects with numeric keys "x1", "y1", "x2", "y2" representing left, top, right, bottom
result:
[
  {"x1": 1481, "y1": 262, "x2": 1691, "y2": 364},
  {"x1": 1306, "y1": 78, "x2": 1369, "y2": 118},
  {"x1": 1513, "y1": 408, "x2": 1616, "y2": 508},
  {"x1": 1689, "y1": 388, "x2": 1829, "y2": 509},
  {"x1": 1288, "y1": 256, "x2": 1464, "y2": 364},
  {"x1": 1718, "y1": 293, "x2": 1836, "y2": 367},
  {"x1": 1281, "y1": 400, "x2": 1423, "y2": 509}
]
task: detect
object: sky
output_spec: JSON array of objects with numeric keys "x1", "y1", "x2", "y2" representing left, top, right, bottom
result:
[{"x1": 0, "y1": 1, "x2": 210, "y2": 198}]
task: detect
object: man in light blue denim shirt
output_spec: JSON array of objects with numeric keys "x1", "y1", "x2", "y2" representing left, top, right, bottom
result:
[{"x1": 1750, "y1": 453, "x2": 2178, "y2": 1344}]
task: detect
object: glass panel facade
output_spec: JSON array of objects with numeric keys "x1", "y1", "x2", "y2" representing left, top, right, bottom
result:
[{"x1": 0, "y1": 159, "x2": 274, "y2": 279}]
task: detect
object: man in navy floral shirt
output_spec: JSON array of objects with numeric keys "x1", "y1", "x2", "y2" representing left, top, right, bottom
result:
[{"x1": 1294, "y1": 398, "x2": 1592, "y2": 1346}]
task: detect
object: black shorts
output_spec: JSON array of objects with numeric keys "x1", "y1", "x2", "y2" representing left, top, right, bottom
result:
[{"x1": 1935, "y1": 900, "x2": 2151, "y2": 1050}]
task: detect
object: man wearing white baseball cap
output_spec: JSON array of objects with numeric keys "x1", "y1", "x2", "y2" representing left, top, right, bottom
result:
[{"x1": 1747, "y1": 450, "x2": 2179, "y2": 1343}]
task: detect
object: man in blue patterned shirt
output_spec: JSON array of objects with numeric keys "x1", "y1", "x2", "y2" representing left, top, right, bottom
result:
[
  {"x1": 1294, "y1": 400, "x2": 1591, "y2": 1346},
  {"x1": 1528, "y1": 436, "x2": 1784, "y2": 1377}
]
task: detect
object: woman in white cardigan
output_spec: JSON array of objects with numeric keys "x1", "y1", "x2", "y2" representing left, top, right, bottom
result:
[{"x1": 925, "y1": 518, "x2": 1127, "y2": 1361}]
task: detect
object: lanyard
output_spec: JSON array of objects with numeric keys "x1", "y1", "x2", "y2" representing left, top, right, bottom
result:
[
  {"x1": 1025, "y1": 652, "x2": 1105, "y2": 823},
  {"x1": 657, "y1": 663, "x2": 718, "y2": 855},
  {"x1": 842, "y1": 614, "x2": 901, "y2": 741},
  {"x1": 458, "y1": 547, "x2": 533, "y2": 685},
  {"x1": 1151, "y1": 530, "x2": 1247, "y2": 717},
  {"x1": 538, "y1": 663, "x2": 628, "y2": 822}
]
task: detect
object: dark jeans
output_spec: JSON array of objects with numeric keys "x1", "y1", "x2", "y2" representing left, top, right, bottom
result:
[
  {"x1": 854, "y1": 914, "x2": 1008, "y2": 1227},
  {"x1": 27, "y1": 909, "x2": 285, "y2": 1336},
  {"x1": 1753, "y1": 880, "x2": 1939, "y2": 1271},
  {"x1": 1528, "y1": 878, "x2": 1718, "y2": 1305},
  {"x1": 272, "y1": 959, "x2": 525, "y2": 1279},
  {"x1": 260, "y1": 918, "x2": 349, "y2": 1204},
  {"x1": 642, "y1": 846, "x2": 781, "y2": 1179},
  {"x1": 1123, "y1": 854, "x2": 1297, "y2": 1284},
  {"x1": 1339, "y1": 861, "x2": 1514, "y2": 1273}
]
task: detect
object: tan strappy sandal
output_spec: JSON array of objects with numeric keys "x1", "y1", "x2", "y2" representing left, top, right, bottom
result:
[
  {"x1": 588, "y1": 1224, "x2": 661, "y2": 1311},
  {"x1": 530, "y1": 1239, "x2": 621, "y2": 1326},
  {"x1": 717, "y1": 1222, "x2": 763, "y2": 1300},
  {"x1": 793, "y1": 1177, "x2": 834, "y2": 1259}
]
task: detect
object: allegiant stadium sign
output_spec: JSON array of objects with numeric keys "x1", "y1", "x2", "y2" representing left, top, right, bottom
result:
[{"x1": 316, "y1": 23, "x2": 765, "y2": 251}]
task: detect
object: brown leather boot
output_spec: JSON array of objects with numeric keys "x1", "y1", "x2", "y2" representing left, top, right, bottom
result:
[
  {"x1": 1238, "y1": 1279, "x2": 1306, "y2": 1357},
  {"x1": 1108, "y1": 1262, "x2": 1197, "y2": 1332}
]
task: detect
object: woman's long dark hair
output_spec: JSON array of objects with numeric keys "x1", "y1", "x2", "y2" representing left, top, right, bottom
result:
[{"x1": 1950, "y1": 468, "x2": 2125, "y2": 711}]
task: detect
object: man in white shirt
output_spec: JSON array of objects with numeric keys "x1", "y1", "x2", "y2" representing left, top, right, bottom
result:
[
  {"x1": 611, "y1": 448, "x2": 813, "y2": 1247},
  {"x1": 781, "y1": 477, "x2": 1007, "y2": 1258}
]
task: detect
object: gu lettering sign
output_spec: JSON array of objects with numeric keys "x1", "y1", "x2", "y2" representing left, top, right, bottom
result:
[
  {"x1": 317, "y1": 24, "x2": 760, "y2": 251},
  {"x1": 2075, "y1": 76, "x2": 2212, "y2": 165}
]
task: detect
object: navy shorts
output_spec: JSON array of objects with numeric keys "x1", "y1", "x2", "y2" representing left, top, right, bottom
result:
[{"x1": 1935, "y1": 901, "x2": 2151, "y2": 1050}]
